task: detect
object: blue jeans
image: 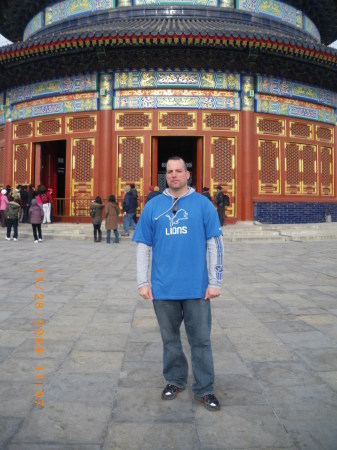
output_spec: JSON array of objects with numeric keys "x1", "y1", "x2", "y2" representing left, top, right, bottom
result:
[
  {"x1": 153, "y1": 299, "x2": 214, "y2": 397},
  {"x1": 123, "y1": 213, "x2": 136, "y2": 233},
  {"x1": 106, "y1": 229, "x2": 119, "y2": 243}
]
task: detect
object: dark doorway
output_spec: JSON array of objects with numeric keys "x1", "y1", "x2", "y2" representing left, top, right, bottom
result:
[
  {"x1": 39, "y1": 141, "x2": 66, "y2": 201},
  {"x1": 156, "y1": 136, "x2": 199, "y2": 192}
]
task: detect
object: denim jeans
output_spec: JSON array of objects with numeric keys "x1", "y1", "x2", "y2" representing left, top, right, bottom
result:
[
  {"x1": 123, "y1": 213, "x2": 136, "y2": 233},
  {"x1": 106, "y1": 229, "x2": 119, "y2": 243},
  {"x1": 153, "y1": 299, "x2": 214, "y2": 397},
  {"x1": 93, "y1": 223, "x2": 102, "y2": 241}
]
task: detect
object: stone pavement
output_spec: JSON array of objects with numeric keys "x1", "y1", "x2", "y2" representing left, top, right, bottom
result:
[{"x1": 0, "y1": 234, "x2": 337, "y2": 450}]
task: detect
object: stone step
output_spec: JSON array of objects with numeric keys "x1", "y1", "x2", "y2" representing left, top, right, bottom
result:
[{"x1": 11, "y1": 222, "x2": 337, "y2": 242}]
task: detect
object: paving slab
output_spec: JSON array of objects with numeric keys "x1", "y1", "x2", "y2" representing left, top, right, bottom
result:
[{"x1": 0, "y1": 233, "x2": 337, "y2": 449}]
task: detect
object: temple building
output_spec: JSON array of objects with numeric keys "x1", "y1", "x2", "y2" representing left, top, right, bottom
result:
[{"x1": 0, "y1": 0, "x2": 336, "y2": 223}]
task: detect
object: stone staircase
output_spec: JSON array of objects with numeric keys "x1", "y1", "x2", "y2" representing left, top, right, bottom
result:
[{"x1": 13, "y1": 221, "x2": 337, "y2": 242}]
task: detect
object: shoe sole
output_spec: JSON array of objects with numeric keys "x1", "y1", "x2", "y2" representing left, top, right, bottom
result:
[{"x1": 161, "y1": 386, "x2": 185, "y2": 401}]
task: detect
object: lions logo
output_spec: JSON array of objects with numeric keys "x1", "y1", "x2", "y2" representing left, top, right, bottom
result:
[
  {"x1": 165, "y1": 209, "x2": 188, "y2": 235},
  {"x1": 165, "y1": 209, "x2": 188, "y2": 227}
]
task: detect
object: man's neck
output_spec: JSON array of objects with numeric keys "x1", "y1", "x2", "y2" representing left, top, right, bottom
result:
[{"x1": 168, "y1": 186, "x2": 189, "y2": 198}]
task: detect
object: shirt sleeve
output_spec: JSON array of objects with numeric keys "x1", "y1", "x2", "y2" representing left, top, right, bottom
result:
[
  {"x1": 136, "y1": 242, "x2": 151, "y2": 288},
  {"x1": 132, "y1": 203, "x2": 153, "y2": 246},
  {"x1": 207, "y1": 235, "x2": 224, "y2": 288}
]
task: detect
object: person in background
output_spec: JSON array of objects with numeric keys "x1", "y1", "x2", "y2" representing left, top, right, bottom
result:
[
  {"x1": 202, "y1": 186, "x2": 212, "y2": 201},
  {"x1": 133, "y1": 156, "x2": 224, "y2": 412},
  {"x1": 146, "y1": 185, "x2": 161, "y2": 203},
  {"x1": 90, "y1": 196, "x2": 104, "y2": 242},
  {"x1": 5, "y1": 195, "x2": 21, "y2": 241},
  {"x1": 0, "y1": 188, "x2": 9, "y2": 227},
  {"x1": 130, "y1": 183, "x2": 138, "y2": 224},
  {"x1": 21, "y1": 185, "x2": 29, "y2": 223},
  {"x1": 121, "y1": 186, "x2": 136, "y2": 237},
  {"x1": 215, "y1": 185, "x2": 225, "y2": 227},
  {"x1": 40, "y1": 186, "x2": 52, "y2": 224},
  {"x1": 29, "y1": 198, "x2": 44, "y2": 243},
  {"x1": 105, "y1": 194, "x2": 120, "y2": 244},
  {"x1": 48, "y1": 188, "x2": 54, "y2": 223}
]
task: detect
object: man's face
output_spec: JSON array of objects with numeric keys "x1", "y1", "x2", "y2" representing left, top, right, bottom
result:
[{"x1": 166, "y1": 159, "x2": 190, "y2": 192}]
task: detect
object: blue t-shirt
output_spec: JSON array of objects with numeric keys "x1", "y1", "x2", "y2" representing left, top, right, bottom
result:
[{"x1": 132, "y1": 191, "x2": 222, "y2": 300}]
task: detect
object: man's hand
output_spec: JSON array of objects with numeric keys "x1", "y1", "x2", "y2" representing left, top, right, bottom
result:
[
  {"x1": 138, "y1": 285, "x2": 154, "y2": 300},
  {"x1": 205, "y1": 287, "x2": 221, "y2": 299}
]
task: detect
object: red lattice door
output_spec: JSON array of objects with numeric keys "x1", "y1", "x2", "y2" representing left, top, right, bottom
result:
[
  {"x1": 13, "y1": 143, "x2": 31, "y2": 187},
  {"x1": 320, "y1": 146, "x2": 334, "y2": 196},
  {"x1": 71, "y1": 138, "x2": 95, "y2": 216},
  {"x1": 210, "y1": 137, "x2": 236, "y2": 218},
  {"x1": 258, "y1": 139, "x2": 280, "y2": 194},
  {"x1": 117, "y1": 136, "x2": 144, "y2": 213}
]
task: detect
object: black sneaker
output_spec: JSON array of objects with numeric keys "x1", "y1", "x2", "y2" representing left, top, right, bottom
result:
[
  {"x1": 196, "y1": 393, "x2": 221, "y2": 411},
  {"x1": 161, "y1": 384, "x2": 185, "y2": 400}
]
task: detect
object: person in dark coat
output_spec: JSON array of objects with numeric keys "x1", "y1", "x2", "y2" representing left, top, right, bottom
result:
[
  {"x1": 146, "y1": 185, "x2": 161, "y2": 203},
  {"x1": 21, "y1": 185, "x2": 29, "y2": 223},
  {"x1": 5, "y1": 196, "x2": 21, "y2": 241},
  {"x1": 215, "y1": 185, "x2": 225, "y2": 226},
  {"x1": 202, "y1": 186, "x2": 212, "y2": 201},
  {"x1": 130, "y1": 183, "x2": 138, "y2": 224},
  {"x1": 122, "y1": 186, "x2": 136, "y2": 236},
  {"x1": 90, "y1": 196, "x2": 104, "y2": 242},
  {"x1": 105, "y1": 195, "x2": 120, "y2": 244},
  {"x1": 29, "y1": 198, "x2": 44, "y2": 243}
]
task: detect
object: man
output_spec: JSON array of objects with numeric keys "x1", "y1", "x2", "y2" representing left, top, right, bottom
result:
[
  {"x1": 202, "y1": 186, "x2": 212, "y2": 201},
  {"x1": 216, "y1": 185, "x2": 225, "y2": 226},
  {"x1": 130, "y1": 183, "x2": 138, "y2": 224},
  {"x1": 146, "y1": 185, "x2": 161, "y2": 203},
  {"x1": 122, "y1": 185, "x2": 136, "y2": 236},
  {"x1": 132, "y1": 156, "x2": 224, "y2": 411}
]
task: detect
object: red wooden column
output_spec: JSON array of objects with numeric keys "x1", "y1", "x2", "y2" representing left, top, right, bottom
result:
[
  {"x1": 152, "y1": 136, "x2": 158, "y2": 186},
  {"x1": 241, "y1": 75, "x2": 255, "y2": 221},
  {"x1": 99, "y1": 73, "x2": 113, "y2": 200},
  {"x1": 4, "y1": 120, "x2": 13, "y2": 186}
]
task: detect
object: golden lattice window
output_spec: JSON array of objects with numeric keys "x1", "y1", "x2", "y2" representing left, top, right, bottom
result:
[
  {"x1": 15, "y1": 122, "x2": 33, "y2": 139},
  {"x1": 316, "y1": 126, "x2": 332, "y2": 142},
  {"x1": 285, "y1": 143, "x2": 300, "y2": 184},
  {"x1": 16, "y1": 144, "x2": 27, "y2": 184},
  {"x1": 303, "y1": 145, "x2": 315, "y2": 185},
  {"x1": 205, "y1": 113, "x2": 236, "y2": 130},
  {"x1": 213, "y1": 138, "x2": 232, "y2": 183},
  {"x1": 75, "y1": 140, "x2": 92, "y2": 182},
  {"x1": 258, "y1": 119, "x2": 283, "y2": 135},
  {"x1": 260, "y1": 141, "x2": 277, "y2": 184},
  {"x1": 68, "y1": 116, "x2": 96, "y2": 132},
  {"x1": 161, "y1": 113, "x2": 194, "y2": 129},
  {"x1": 290, "y1": 122, "x2": 311, "y2": 138},
  {"x1": 321, "y1": 147, "x2": 332, "y2": 187},
  {"x1": 37, "y1": 120, "x2": 61, "y2": 136},
  {"x1": 119, "y1": 113, "x2": 150, "y2": 129},
  {"x1": 121, "y1": 137, "x2": 141, "y2": 181}
]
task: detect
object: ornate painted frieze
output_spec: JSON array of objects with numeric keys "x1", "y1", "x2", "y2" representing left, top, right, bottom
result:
[
  {"x1": 134, "y1": 0, "x2": 217, "y2": 5},
  {"x1": 303, "y1": 16, "x2": 320, "y2": 42},
  {"x1": 23, "y1": 12, "x2": 44, "y2": 41},
  {"x1": 237, "y1": 0, "x2": 302, "y2": 29},
  {"x1": 114, "y1": 90, "x2": 240, "y2": 110},
  {"x1": 256, "y1": 76, "x2": 337, "y2": 109},
  {"x1": 219, "y1": 0, "x2": 234, "y2": 7},
  {"x1": 114, "y1": 70, "x2": 240, "y2": 91},
  {"x1": 99, "y1": 73, "x2": 113, "y2": 110},
  {"x1": 12, "y1": 93, "x2": 99, "y2": 121},
  {"x1": 256, "y1": 94, "x2": 336, "y2": 125},
  {"x1": 45, "y1": 0, "x2": 115, "y2": 27},
  {"x1": 8, "y1": 74, "x2": 98, "y2": 106}
]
